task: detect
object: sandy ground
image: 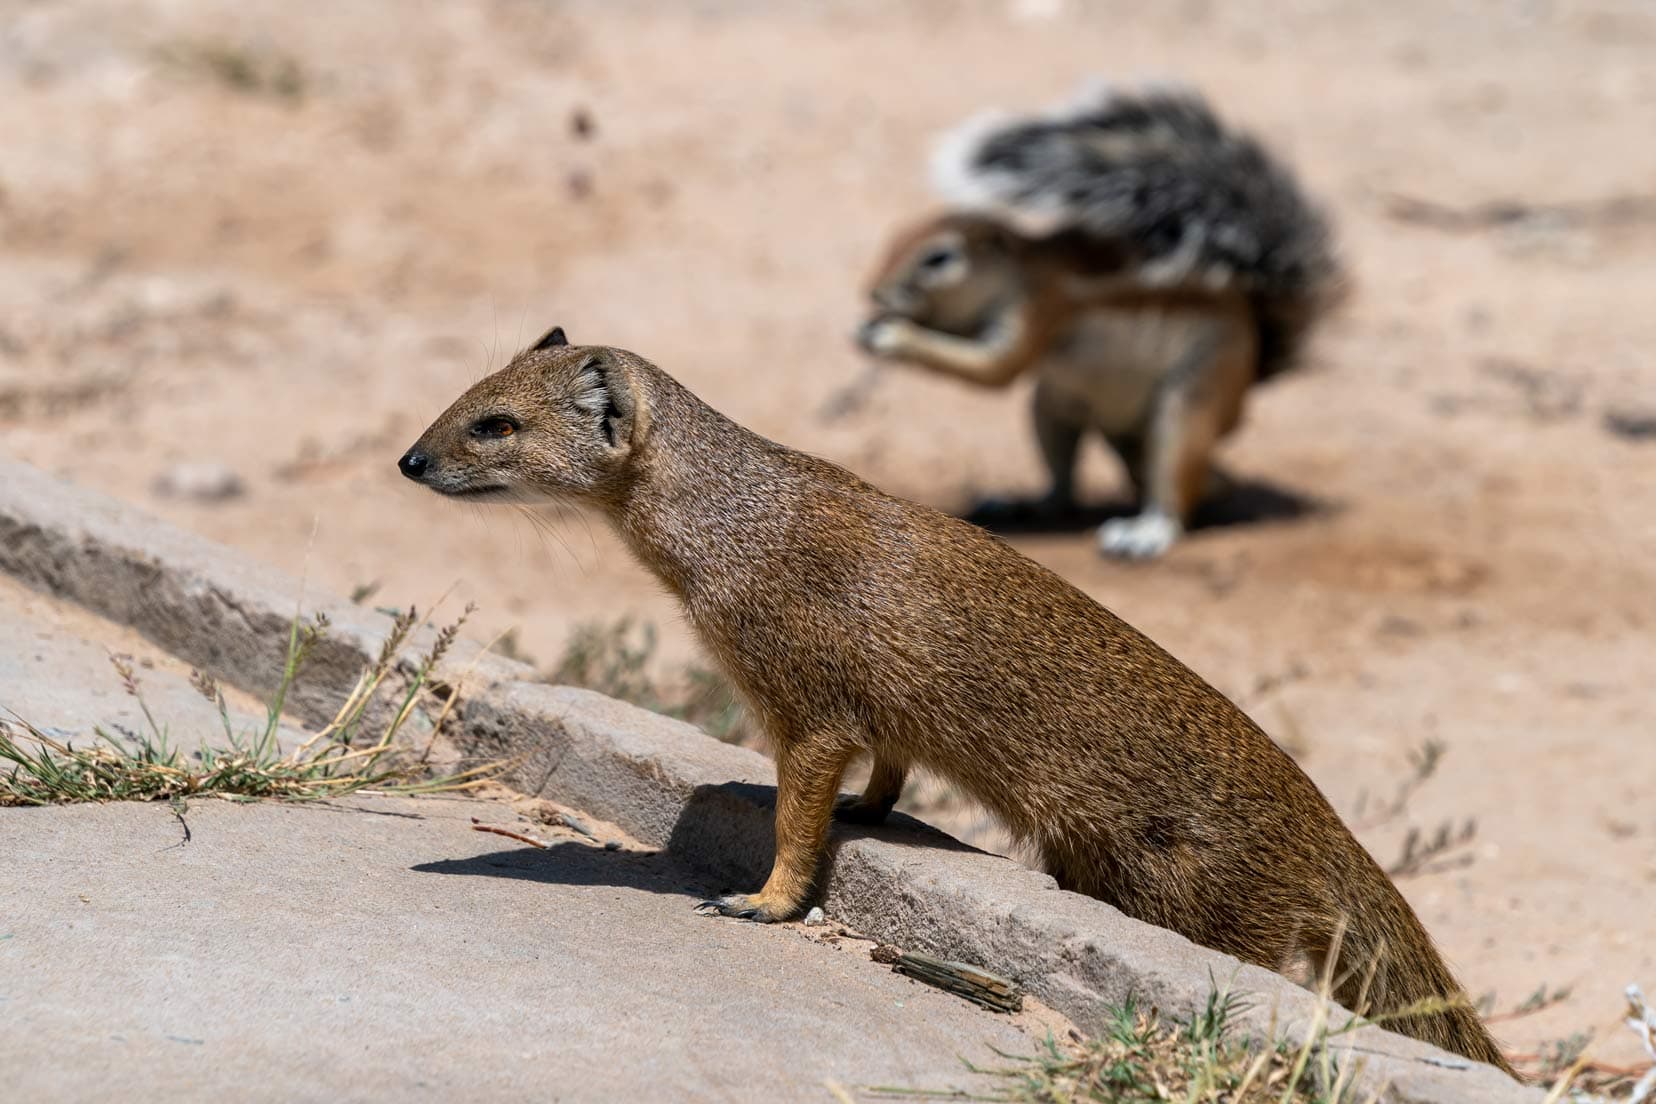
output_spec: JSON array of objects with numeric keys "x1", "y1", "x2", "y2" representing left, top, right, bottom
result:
[{"x1": 2, "y1": 0, "x2": 1652, "y2": 1070}]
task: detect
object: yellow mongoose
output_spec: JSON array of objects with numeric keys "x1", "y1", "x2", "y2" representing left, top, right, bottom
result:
[
  {"x1": 399, "y1": 329, "x2": 1508, "y2": 1072},
  {"x1": 857, "y1": 85, "x2": 1343, "y2": 559}
]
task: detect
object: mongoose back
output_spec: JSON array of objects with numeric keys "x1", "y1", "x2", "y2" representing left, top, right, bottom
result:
[
  {"x1": 856, "y1": 84, "x2": 1343, "y2": 559},
  {"x1": 399, "y1": 328, "x2": 1509, "y2": 1073}
]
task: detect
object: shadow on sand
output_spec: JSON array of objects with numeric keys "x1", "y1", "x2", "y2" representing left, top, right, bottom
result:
[{"x1": 962, "y1": 476, "x2": 1325, "y2": 537}]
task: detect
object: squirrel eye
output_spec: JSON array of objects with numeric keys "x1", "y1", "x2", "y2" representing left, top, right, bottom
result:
[{"x1": 919, "y1": 248, "x2": 957, "y2": 269}]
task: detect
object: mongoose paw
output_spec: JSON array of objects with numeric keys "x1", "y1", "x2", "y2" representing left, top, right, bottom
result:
[
  {"x1": 833, "y1": 793, "x2": 896, "y2": 826},
  {"x1": 856, "y1": 315, "x2": 912, "y2": 358},
  {"x1": 1097, "y1": 512, "x2": 1183, "y2": 560},
  {"x1": 694, "y1": 894, "x2": 792, "y2": 923}
]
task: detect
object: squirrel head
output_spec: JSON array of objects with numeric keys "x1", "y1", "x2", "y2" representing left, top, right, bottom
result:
[
  {"x1": 398, "y1": 326, "x2": 650, "y2": 507},
  {"x1": 861, "y1": 212, "x2": 1026, "y2": 339}
]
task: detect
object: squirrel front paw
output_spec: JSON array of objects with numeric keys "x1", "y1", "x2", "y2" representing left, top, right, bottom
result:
[{"x1": 856, "y1": 315, "x2": 912, "y2": 358}]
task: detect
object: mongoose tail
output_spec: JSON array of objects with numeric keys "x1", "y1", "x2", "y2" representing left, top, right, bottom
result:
[
  {"x1": 399, "y1": 334, "x2": 1511, "y2": 1076},
  {"x1": 1336, "y1": 874, "x2": 1515, "y2": 1074}
]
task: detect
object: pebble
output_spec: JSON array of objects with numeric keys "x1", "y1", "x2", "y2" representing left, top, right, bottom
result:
[
  {"x1": 152, "y1": 461, "x2": 244, "y2": 502},
  {"x1": 1605, "y1": 408, "x2": 1656, "y2": 442},
  {"x1": 803, "y1": 906, "x2": 826, "y2": 926}
]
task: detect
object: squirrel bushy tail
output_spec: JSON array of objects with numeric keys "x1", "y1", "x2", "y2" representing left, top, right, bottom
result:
[{"x1": 932, "y1": 84, "x2": 1343, "y2": 380}]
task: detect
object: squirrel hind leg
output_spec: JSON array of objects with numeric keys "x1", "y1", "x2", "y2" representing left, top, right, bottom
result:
[{"x1": 1095, "y1": 339, "x2": 1247, "y2": 559}]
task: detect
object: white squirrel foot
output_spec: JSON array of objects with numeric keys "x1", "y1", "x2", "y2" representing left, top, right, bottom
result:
[{"x1": 1096, "y1": 512, "x2": 1183, "y2": 560}]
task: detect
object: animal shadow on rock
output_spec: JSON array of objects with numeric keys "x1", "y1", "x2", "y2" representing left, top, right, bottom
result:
[{"x1": 412, "y1": 781, "x2": 989, "y2": 910}]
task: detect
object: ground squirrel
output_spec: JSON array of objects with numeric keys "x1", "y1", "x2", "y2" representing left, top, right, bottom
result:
[
  {"x1": 399, "y1": 329, "x2": 1509, "y2": 1073},
  {"x1": 857, "y1": 84, "x2": 1343, "y2": 559}
]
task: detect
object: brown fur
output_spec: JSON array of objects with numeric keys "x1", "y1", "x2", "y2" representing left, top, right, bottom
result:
[{"x1": 400, "y1": 335, "x2": 1511, "y2": 1074}]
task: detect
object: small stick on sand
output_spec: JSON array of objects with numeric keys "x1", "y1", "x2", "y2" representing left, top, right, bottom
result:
[
  {"x1": 469, "y1": 818, "x2": 549, "y2": 849},
  {"x1": 557, "y1": 812, "x2": 598, "y2": 839},
  {"x1": 817, "y1": 364, "x2": 884, "y2": 423},
  {"x1": 887, "y1": 949, "x2": 1023, "y2": 1014}
]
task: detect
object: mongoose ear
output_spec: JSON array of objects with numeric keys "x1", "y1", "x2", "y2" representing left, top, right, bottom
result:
[
  {"x1": 571, "y1": 352, "x2": 637, "y2": 450},
  {"x1": 531, "y1": 325, "x2": 569, "y2": 351}
]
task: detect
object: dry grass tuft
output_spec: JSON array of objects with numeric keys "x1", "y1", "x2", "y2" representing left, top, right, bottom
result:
[
  {"x1": 1519, "y1": 984, "x2": 1656, "y2": 1104},
  {"x1": 870, "y1": 989, "x2": 1381, "y2": 1103},
  {"x1": 154, "y1": 39, "x2": 306, "y2": 101},
  {"x1": 0, "y1": 602, "x2": 500, "y2": 806},
  {"x1": 550, "y1": 617, "x2": 754, "y2": 746}
]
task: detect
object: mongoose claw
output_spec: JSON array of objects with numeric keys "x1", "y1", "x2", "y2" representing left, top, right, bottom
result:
[
  {"x1": 693, "y1": 894, "x2": 788, "y2": 923},
  {"x1": 1096, "y1": 512, "x2": 1183, "y2": 560},
  {"x1": 694, "y1": 898, "x2": 749, "y2": 918}
]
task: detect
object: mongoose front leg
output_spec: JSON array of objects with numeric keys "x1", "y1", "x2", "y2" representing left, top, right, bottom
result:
[
  {"x1": 857, "y1": 308, "x2": 1038, "y2": 389},
  {"x1": 833, "y1": 755, "x2": 907, "y2": 825},
  {"x1": 696, "y1": 738, "x2": 853, "y2": 922}
]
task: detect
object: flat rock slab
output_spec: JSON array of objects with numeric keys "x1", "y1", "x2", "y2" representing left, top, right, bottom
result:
[
  {"x1": 0, "y1": 573, "x2": 277, "y2": 747},
  {"x1": 0, "y1": 797, "x2": 1047, "y2": 1103}
]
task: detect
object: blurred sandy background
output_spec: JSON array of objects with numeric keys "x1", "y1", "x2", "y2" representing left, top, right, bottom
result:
[{"x1": 2, "y1": 0, "x2": 1652, "y2": 1069}]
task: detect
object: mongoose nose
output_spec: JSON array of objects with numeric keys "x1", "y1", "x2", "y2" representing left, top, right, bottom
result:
[{"x1": 398, "y1": 451, "x2": 429, "y2": 481}]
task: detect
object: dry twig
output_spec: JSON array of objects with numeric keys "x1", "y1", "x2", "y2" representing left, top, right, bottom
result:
[{"x1": 469, "y1": 819, "x2": 550, "y2": 849}]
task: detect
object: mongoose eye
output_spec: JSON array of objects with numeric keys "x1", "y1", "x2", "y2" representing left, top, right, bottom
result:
[
  {"x1": 919, "y1": 247, "x2": 958, "y2": 270},
  {"x1": 471, "y1": 416, "x2": 518, "y2": 439}
]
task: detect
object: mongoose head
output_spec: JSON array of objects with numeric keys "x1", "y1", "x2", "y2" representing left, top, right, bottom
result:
[
  {"x1": 397, "y1": 326, "x2": 647, "y2": 507},
  {"x1": 859, "y1": 212, "x2": 1026, "y2": 340}
]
